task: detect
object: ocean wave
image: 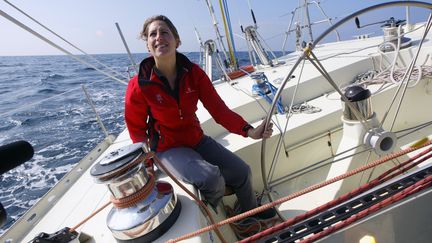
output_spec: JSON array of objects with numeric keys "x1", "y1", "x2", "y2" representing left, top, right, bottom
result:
[
  {"x1": 20, "y1": 113, "x2": 55, "y2": 126},
  {"x1": 0, "y1": 63, "x2": 26, "y2": 68},
  {"x1": 37, "y1": 88, "x2": 61, "y2": 95},
  {"x1": 75, "y1": 67, "x2": 96, "y2": 72},
  {"x1": 0, "y1": 118, "x2": 22, "y2": 131},
  {"x1": 40, "y1": 73, "x2": 65, "y2": 82},
  {"x1": 0, "y1": 90, "x2": 10, "y2": 95}
]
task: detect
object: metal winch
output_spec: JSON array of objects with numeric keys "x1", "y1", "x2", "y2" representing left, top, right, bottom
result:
[
  {"x1": 379, "y1": 17, "x2": 411, "y2": 52},
  {"x1": 342, "y1": 85, "x2": 373, "y2": 121},
  {"x1": 90, "y1": 143, "x2": 181, "y2": 242},
  {"x1": 251, "y1": 72, "x2": 270, "y2": 95},
  {"x1": 342, "y1": 85, "x2": 397, "y2": 155}
]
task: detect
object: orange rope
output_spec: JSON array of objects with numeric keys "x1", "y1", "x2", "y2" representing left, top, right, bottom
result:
[
  {"x1": 149, "y1": 152, "x2": 227, "y2": 243},
  {"x1": 301, "y1": 175, "x2": 432, "y2": 242},
  {"x1": 69, "y1": 152, "x2": 154, "y2": 232},
  {"x1": 240, "y1": 146, "x2": 432, "y2": 242},
  {"x1": 69, "y1": 201, "x2": 111, "y2": 232},
  {"x1": 68, "y1": 150, "x2": 226, "y2": 243},
  {"x1": 96, "y1": 152, "x2": 153, "y2": 181},
  {"x1": 69, "y1": 174, "x2": 155, "y2": 232},
  {"x1": 168, "y1": 140, "x2": 432, "y2": 242},
  {"x1": 110, "y1": 173, "x2": 155, "y2": 208}
]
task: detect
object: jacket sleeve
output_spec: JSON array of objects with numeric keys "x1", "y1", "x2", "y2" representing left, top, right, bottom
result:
[
  {"x1": 195, "y1": 65, "x2": 250, "y2": 137},
  {"x1": 125, "y1": 76, "x2": 149, "y2": 143}
]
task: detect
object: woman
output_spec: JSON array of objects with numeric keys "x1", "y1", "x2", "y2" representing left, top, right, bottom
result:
[{"x1": 125, "y1": 15, "x2": 275, "y2": 220}]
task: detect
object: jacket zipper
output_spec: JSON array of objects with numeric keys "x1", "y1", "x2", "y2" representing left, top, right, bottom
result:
[
  {"x1": 177, "y1": 69, "x2": 185, "y2": 120},
  {"x1": 158, "y1": 124, "x2": 164, "y2": 144},
  {"x1": 178, "y1": 108, "x2": 183, "y2": 120},
  {"x1": 160, "y1": 70, "x2": 184, "y2": 121}
]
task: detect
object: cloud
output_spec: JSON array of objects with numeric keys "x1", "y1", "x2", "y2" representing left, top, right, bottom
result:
[{"x1": 95, "y1": 30, "x2": 104, "y2": 37}]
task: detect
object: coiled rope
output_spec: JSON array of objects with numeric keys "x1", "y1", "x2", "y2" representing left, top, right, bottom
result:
[
  {"x1": 110, "y1": 173, "x2": 156, "y2": 209},
  {"x1": 355, "y1": 65, "x2": 432, "y2": 88}
]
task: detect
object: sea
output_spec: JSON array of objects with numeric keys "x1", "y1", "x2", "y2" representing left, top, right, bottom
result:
[{"x1": 0, "y1": 51, "x2": 282, "y2": 236}]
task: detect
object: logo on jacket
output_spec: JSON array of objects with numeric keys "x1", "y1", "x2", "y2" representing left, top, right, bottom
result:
[
  {"x1": 156, "y1": 94, "x2": 163, "y2": 103},
  {"x1": 186, "y1": 87, "x2": 196, "y2": 94}
]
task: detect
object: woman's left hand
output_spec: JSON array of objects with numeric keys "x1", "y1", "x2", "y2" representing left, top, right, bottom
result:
[{"x1": 247, "y1": 120, "x2": 273, "y2": 139}]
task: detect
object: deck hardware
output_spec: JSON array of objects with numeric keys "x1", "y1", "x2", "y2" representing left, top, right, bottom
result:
[{"x1": 90, "y1": 143, "x2": 181, "y2": 242}]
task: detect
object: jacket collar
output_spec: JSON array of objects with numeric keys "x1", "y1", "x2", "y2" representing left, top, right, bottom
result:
[{"x1": 137, "y1": 52, "x2": 193, "y2": 85}]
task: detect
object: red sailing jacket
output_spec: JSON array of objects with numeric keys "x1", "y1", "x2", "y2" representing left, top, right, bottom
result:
[{"x1": 125, "y1": 53, "x2": 250, "y2": 152}]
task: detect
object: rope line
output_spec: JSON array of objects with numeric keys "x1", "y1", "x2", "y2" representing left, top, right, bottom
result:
[
  {"x1": 241, "y1": 145, "x2": 432, "y2": 242},
  {"x1": 301, "y1": 175, "x2": 432, "y2": 242},
  {"x1": 169, "y1": 140, "x2": 432, "y2": 242},
  {"x1": 110, "y1": 173, "x2": 155, "y2": 209},
  {"x1": 149, "y1": 152, "x2": 227, "y2": 243},
  {"x1": 69, "y1": 201, "x2": 111, "y2": 233}
]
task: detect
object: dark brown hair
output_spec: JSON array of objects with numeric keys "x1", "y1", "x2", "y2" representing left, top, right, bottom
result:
[{"x1": 140, "y1": 15, "x2": 181, "y2": 44}]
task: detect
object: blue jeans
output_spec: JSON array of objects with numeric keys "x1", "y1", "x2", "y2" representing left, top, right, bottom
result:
[{"x1": 156, "y1": 135, "x2": 257, "y2": 211}]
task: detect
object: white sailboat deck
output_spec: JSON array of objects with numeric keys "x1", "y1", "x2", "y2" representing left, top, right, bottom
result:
[{"x1": 3, "y1": 20, "x2": 432, "y2": 243}]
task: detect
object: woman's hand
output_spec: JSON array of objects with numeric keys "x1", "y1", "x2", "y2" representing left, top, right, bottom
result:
[{"x1": 247, "y1": 120, "x2": 273, "y2": 139}]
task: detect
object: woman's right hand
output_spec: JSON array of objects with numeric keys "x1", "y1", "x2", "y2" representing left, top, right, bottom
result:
[{"x1": 247, "y1": 120, "x2": 273, "y2": 140}]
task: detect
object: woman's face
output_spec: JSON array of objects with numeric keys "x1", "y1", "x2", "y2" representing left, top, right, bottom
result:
[{"x1": 146, "y1": 20, "x2": 179, "y2": 59}]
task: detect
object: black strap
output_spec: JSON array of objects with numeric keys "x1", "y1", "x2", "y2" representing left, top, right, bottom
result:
[{"x1": 147, "y1": 107, "x2": 159, "y2": 151}]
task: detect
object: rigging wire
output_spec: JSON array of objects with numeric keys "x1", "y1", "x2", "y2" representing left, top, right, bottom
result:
[
  {"x1": 115, "y1": 22, "x2": 138, "y2": 74},
  {"x1": 223, "y1": 0, "x2": 238, "y2": 57},
  {"x1": 3, "y1": 0, "x2": 129, "y2": 80},
  {"x1": 0, "y1": 9, "x2": 128, "y2": 86},
  {"x1": 218, "y1": 0, "x2": 237, "y2": 69},
  {"x1": 204, "y1": 0, "x2": 230, "y2": 64}
]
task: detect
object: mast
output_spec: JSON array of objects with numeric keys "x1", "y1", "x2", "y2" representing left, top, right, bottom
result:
[
  {"x1": 303, "y1": 0, "x2": 314, "y2": 42},
  {"x1": 282, "y1": 0, "x2": 340, "y2": 53},
  {"x1": 218, "y1": 0, "x2": 238, "y2": 70},
  {"x1": 204, "y1": 0, "x2": 230, "y2": 66}
]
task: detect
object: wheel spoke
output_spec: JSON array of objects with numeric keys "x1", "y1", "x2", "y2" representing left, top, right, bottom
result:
[
  {"x1": 259, "y1": 2, "x2": 432, "y2": 218},
  {"x1": 385, "y1": 14, "x2": 432, "y2": 131}
]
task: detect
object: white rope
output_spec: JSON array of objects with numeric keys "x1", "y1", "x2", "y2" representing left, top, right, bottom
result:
[
  {"x1": 356, "y1": 65, "x2": 432, "y2": 87},
  {"x1": 356, "y1": 21, "x2": 432, "y2": 89}
]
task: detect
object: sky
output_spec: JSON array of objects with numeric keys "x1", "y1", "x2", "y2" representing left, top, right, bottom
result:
[{"x1": 0, "y1": 0, "x2": 430, "y2": 56}]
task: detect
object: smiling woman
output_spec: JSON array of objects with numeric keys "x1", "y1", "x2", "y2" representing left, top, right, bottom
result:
[
  {"x1": 124, "y1": 15, "x2": 277, "y2": 238},
  {"x1": 140, "y1": 15, "x2": 181, "y2": 87}
]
